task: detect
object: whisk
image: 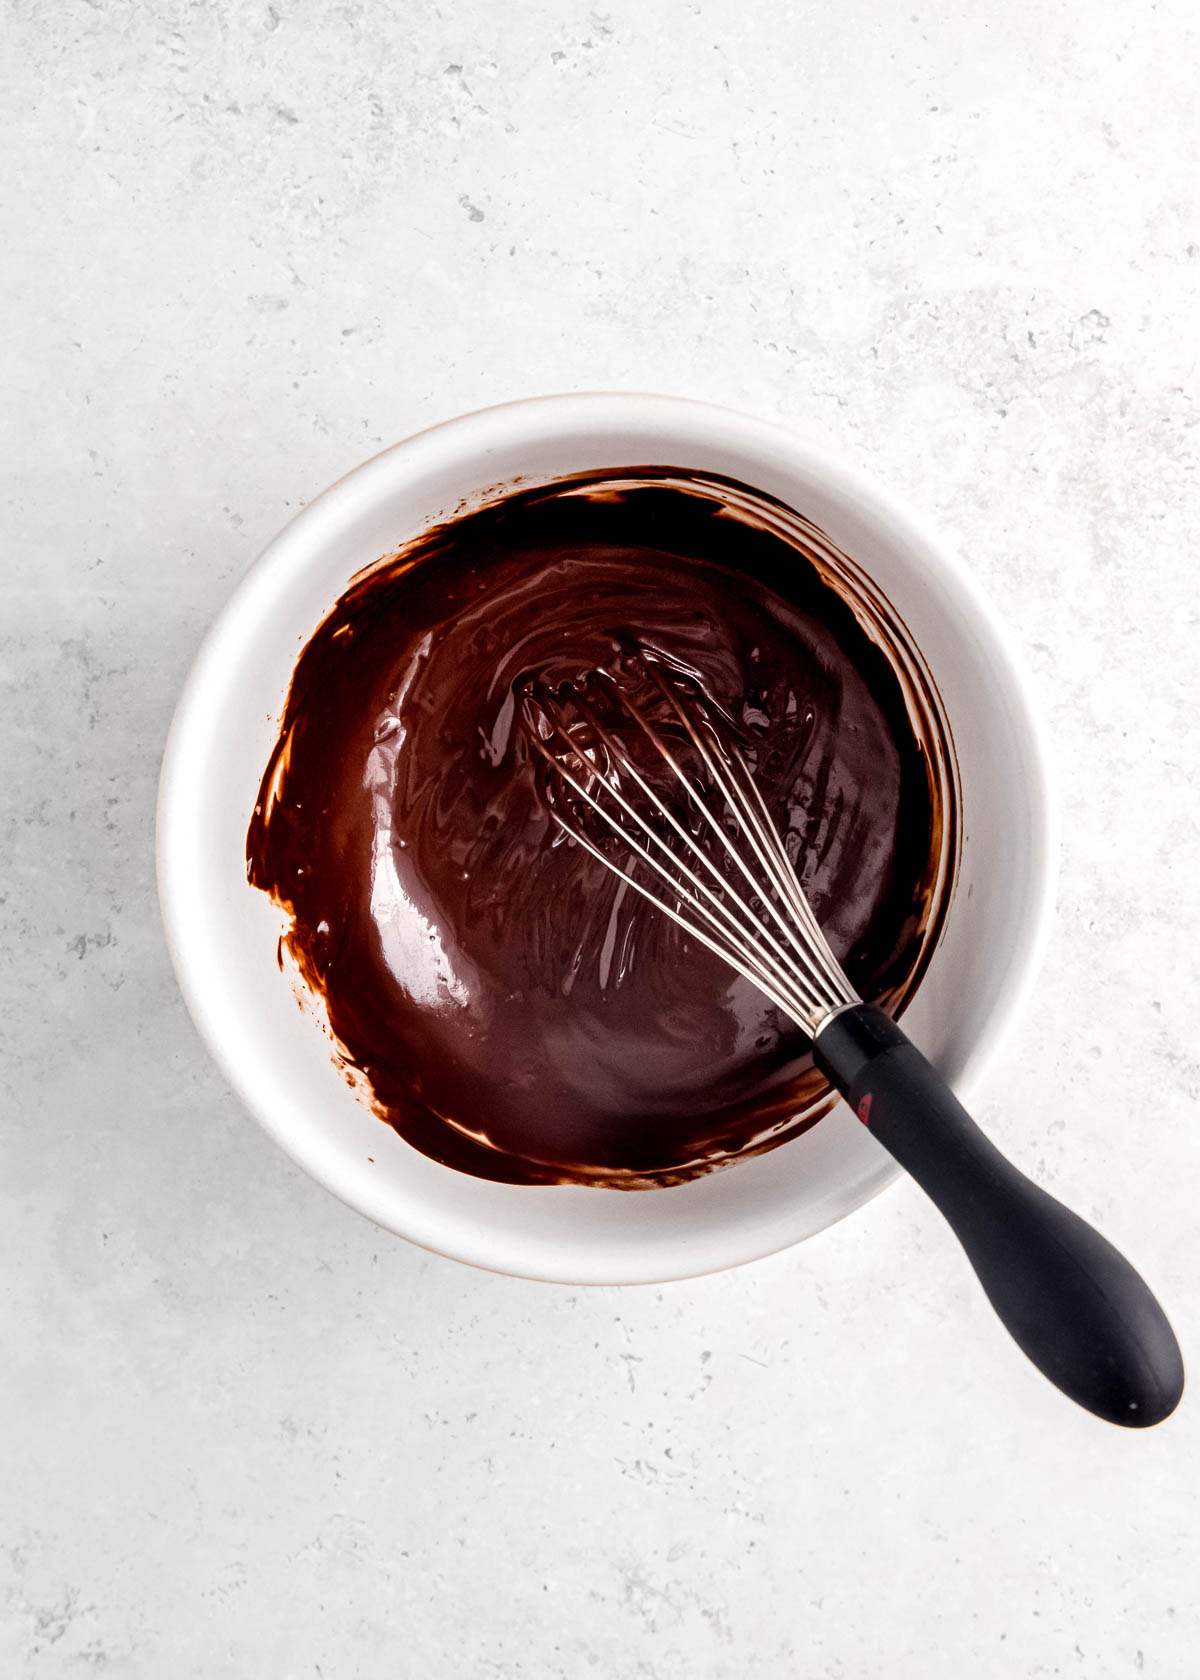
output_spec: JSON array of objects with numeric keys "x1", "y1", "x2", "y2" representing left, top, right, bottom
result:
[{"x1": 523, "y1": 657, "x2": 1183, "y2": 1427}]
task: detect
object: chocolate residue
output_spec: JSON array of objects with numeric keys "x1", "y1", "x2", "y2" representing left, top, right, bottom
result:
[{"x1": 247, "y1": 470, "x2": 958, "y2": 1186}]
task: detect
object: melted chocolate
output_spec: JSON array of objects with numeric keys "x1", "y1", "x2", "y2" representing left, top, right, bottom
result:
[{"x1": 247, "y1": 471, "x2": 955, "y2": 1186}]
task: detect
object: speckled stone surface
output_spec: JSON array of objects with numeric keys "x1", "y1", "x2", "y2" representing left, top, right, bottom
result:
[{"x1": 4, "y1": 2, "x2": 1199, "y2": 1675}]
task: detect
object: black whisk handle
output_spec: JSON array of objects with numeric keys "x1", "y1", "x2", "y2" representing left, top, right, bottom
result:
[{"x1": 814, "y1": 1004, "x2": 1184, "y2": 1427}]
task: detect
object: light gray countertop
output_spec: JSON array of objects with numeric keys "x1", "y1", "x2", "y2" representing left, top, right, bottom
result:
[{"x1": 4, "y1": 1, "x2": 1198, "y2": 1674}]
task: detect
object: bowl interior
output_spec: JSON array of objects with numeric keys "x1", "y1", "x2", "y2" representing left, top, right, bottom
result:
[{"x1": 158, "y1": 395, "x2": 1054, "y2": 1283}]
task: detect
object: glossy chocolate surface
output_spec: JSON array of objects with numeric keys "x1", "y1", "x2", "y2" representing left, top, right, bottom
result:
[{"x1": 247, "y1": 471, "x2": 954, "y2": 1185}]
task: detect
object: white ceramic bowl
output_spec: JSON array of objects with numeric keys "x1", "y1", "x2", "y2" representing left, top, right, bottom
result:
[{"x1": 158, "y1": 394, "x2": 1056, "y2": 1284}]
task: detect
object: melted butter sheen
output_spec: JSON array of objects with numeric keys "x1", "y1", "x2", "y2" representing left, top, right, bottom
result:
[{"x1": 247, "y1": 473, "x2": 941, "y2": 1186}]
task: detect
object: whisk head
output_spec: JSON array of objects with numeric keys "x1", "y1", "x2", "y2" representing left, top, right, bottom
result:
[{"x1": 520, "y1": 654, "x2": 859, "y2": 1037}]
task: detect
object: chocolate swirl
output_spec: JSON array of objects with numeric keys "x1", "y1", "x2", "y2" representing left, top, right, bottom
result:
[{"x1": 247, "y1": 470, "x2": 957, "y2": 1186}]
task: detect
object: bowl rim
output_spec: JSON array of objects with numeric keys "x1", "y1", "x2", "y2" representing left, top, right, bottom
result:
[{"x1": 157, "y1": 391, "x2": 1060, "y2": 1283}]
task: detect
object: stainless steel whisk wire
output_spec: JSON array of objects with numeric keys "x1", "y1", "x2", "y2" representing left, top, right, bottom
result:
[{"x1": 523, "y1": 662, "x2": 856, "y2": 1035}]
